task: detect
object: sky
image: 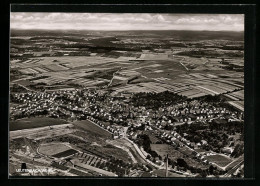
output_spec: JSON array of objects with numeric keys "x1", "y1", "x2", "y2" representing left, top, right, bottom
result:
[{"x1": 10, "y1": 13, "x2": 244, "y2": 31}]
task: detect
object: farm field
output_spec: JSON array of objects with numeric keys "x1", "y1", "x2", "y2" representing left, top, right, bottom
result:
[
  {"x1": 9, "y1": 117, "x2": 68, "y2": 131},
  {"x1": 13, "y1": 79, "x2": 32, "y2": 86},
  {"x1": 227, "y1": 101, "x2": 244, "y2": 111},
  {"x1": 228, "y1": 90, "x2": 244, "y2": 100},
  {"x1": 34, "y1": 56, "x2": 121, "y2": 68},
  {"x1": 73, "y1": 120, "x2": 112, "y2": 138},
  {"x1": 9, "y1": 28, "x2": 244, "y2": 177}
]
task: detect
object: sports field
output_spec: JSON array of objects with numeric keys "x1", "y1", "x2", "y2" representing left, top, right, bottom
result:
[
  {"x1": 38, "y1": 143, "x2": 70, "y2": 156},
  {"x1": 205, "y1": 154, "x2": 232, "y2": 167},
  {"x1": 38, "y1": 143, "x2": 77, "y2": 158}
]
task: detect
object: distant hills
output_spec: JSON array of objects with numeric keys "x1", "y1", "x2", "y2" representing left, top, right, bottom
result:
[{"x1": 10, "y1": 29, "x2": 244, "y2": 41}]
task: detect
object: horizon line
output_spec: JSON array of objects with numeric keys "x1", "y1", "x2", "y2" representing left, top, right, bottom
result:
[{"x1": 10, "y1": 28, "x2": 244, "y2": 32}]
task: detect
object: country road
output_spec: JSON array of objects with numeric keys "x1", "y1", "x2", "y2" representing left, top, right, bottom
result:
[
  {"x1": 223, "y1": 159, "x2": 244, "y2": 177},
  {"x1": 107, "y1": 68, "x2": 122, "y2": 87},
  {"x1": 179, "y1": 57, "x2": 189, "y2": 71}
]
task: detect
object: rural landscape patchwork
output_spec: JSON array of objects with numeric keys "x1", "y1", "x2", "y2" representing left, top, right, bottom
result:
[{"x1": 9, "y1": 13, "x2": 244, "y2": 177}]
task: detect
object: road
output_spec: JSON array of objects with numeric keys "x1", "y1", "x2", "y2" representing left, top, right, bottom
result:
[
  {"x1": 123, "y1": 137, "x2": 163, "y2": 169},
  {"x1": 12, "y1": 77, "x2": 32, "y2": 83},
  {"x1": 223, "y1": 158, "x2": 244, "y2": 177},
  {"x1": 197, "y1": 85, "x2": 219, "y2": 95},
  {"x1": 16, "y1": 83, "x2": 38, "y2": 93},
  {"x1": 123, "y1": 137, "x2": 192, "y2": 176},
  {"x1": 179, "y1": 57, "x2": 189, "y2": 71},
  {"x1": 107, "y1": 68, "x2": 122, "y2": 87}
]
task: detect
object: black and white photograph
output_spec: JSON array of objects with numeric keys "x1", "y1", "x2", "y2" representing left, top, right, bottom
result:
[{"x1": 9, "y1": 10, "x2": 247, "y2": 178}]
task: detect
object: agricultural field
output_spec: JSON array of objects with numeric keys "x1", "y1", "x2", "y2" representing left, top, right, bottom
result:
[
  {"x1": 227, "y1": 90, "x2": 244, "y2": 100},
  {"x1": 228, "y1": 101, "x2": 244, "y2": 111},
  {"x1": 12, "y1": 79, "x2": 32, "y2": 86},
  {"x1": 34, "y1": 56, "x2": 121, "y2": 69},
  {"x1": 9, "y1": 28, "x2": 244, "y2": 177},
  {"x1": 9, "y1": 117, "x2": 68, "y2": 131},
  {"x1": 73, "y1": 120, "x2": 112, "y2": 138}
]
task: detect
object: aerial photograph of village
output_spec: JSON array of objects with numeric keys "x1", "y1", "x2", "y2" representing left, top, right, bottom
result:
[{"x1": 9, "y1": 13, "x2": 244, "y2": 178}]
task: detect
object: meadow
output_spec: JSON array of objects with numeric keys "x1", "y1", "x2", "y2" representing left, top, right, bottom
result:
[{"x1": 9, "y1": 117, "x2": 68, "y2": 131}]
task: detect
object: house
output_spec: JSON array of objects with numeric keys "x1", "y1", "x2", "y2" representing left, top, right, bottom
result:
[
  {"x1": 222, "y1": 147, "x2": 233, "y2": 154},
  {"x1": 201, "y1": 140, "x2": 208, "y2": 145}
]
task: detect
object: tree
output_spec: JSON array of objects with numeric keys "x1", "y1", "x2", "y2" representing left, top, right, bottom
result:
[
  {"x1": 231, "y1": 143, "x2": 244, "y2": 158},
  {"x1": 209, "y1": 165, "x2": 214, "y2": 175},
  {"x1": 200, "y1": 170, "x2": 207, "y2": 177},
  {"x1": 176, "y1": 158, "x2": 188, "y2": 169},
  {"x1": 194, "y1": 135, "x2": 200, "y2": 143}
]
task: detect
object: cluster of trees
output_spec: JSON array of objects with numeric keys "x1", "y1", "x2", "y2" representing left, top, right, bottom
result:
[
  {"x1": 48, "y1": 135, "x2": 85, "y2": 146},
  {"x1": 231, "y1": 143, "x2": 244, "y2": 158},
  {"x1": 10, "y1": 84, "x2": 27, "y2": 93},
  {"x1": 176, "y1": 121, "x2": 243, "y2": 153},
  {"x1": 132, "y1": 91, "x2": 186, "y2": 109},
  {"x1": 210, "y1": 120, "x2": 244, "y2": 134},
  {"x1": 10, "y1": 138, "x2": 26, "y2": 151},
  {"x1": 89, "y1": 69, "x2": 119, "y2": 80},
  {"x1": 168, "y1": 158, "x2": 225, "y2": 177},
  {"x1": 135, "y1": 134, "x2": 161, "y2": 161},
  {"x1": 10, "y1": 68, "x2": 23, "y2": 81},
  {"x1": 94, "y1": 160, "x2": 127, "y2": 176},
  {"x1": 135, "y1": 133, "x2": 228, "y2": 177},
  {"x1": 196, "y1": 94, "x2": 225, "y2": 103},
  {"x1": 176, "y1": 50, "x2": 244, "y2": 58},
  {"x1": 10, "y1": 68, "x2": 22, "y2": 75},
  {"x1": 12, "y1": 109, "x2": 49, "y2": 120}
]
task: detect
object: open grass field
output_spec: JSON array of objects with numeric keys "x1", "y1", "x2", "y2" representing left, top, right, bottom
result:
[
  {"x1": 35, "y1": 56, "x2": 120, "y2": 69},
  {"x1": 9, "y1": 117, "x2": 68, "y2": 131},
  {"x1": 38, "y1": 143, "x2": 71, "y2": 156},
  {"x1": 73, "y1": 120, "x2": 112, "y2": 138},
  {"x1": 205, "y1": 154, "x2": 232, "y2": 167}
]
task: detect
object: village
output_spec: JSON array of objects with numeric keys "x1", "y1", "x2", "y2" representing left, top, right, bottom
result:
[{"x1": 9, "y1": 85, "x2": 244, "y2": 177}]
